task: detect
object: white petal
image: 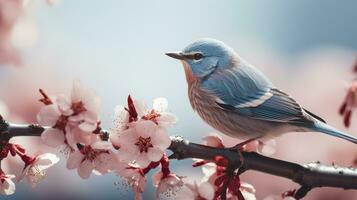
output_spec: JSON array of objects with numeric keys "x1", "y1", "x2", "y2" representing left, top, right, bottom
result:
[
  {"x1": 91, "y1": 141, "x2": 112, "y2": 150},
  {"x1": 0, "y1": 178, "x2": 15, "y2": 195},
  {"x1": 156, "y1": 113, "x2": 177, "y2": 126},
  {"x1": 135, "y1": 153, "x2": 151, "y2": 168},
  {"x1": 67, "y1": 151, "x2": 84, "y2": 169},
  {"x1": 94, "y1": 153, "x2": 116, "y2": 174},
  {"x1": 133, "y1": 120, "x2": 156, "y2": 138},
  {"x1": 71, "y1": 79, "x2": 85, "y2": 103},
  {"x1": 117, "y1": 129, "x2": 139, "y2": 147},
  {"x1": 151, "y1": 128, "x2": 171, "y2": 150},
  {"x1": 41, "y1": 128, "x2": 65, "y2": 147},
  {"x1": 34, "y1": 153, "x2": 60, "y2": 170},
  {"x1": 82, "y1": 89, "x2": 101, "y2": 114},
  {"x1": 56, "y1": 95, "x2": 73, "y2": 116},
  {"x1": 153, "y1": 98, "x2": 168, "y2": 112},
  {"x1": 114, "y1": 105, "x2": 129, "y2": 130},
  {"x1": 134, "y1": 100, "x2": 148, "y2": 117},
  {"x1": 78, "y1": 121, "x2": 97, "y2": 132},
  {"x1": 198, "y1": 181, "x2": 215, "y2": 200},
  {"x1": 78, "y1": 159, "x2": 94, "y2": 179},
  {"x1": 117, "y1": 145, "x2": 139, "y2": 164},
  {"x1": 147, "y1": 147, "x2": 163, "y2": 162},
  {"x1": 37, "y1": 105, "x2": 61, "y2": 126}
]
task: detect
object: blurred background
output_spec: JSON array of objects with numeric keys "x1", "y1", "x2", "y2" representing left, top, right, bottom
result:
[{"x1": 1, "y1": 0, "x2": 357, "y2": 199}]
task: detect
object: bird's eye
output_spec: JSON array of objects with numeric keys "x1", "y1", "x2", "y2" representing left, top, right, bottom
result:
[{"x1": 193, "y1": 53, "x2": 203, "y2": 60}]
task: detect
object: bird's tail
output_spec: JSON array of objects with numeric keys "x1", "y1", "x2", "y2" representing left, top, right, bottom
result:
[{"x1": 310, "y1": 121, "x2": 357, "y2": 144}]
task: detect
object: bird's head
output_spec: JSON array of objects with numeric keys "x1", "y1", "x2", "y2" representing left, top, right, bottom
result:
[{"x1": 166, "y1": 38, "x2": 236, "y2": 82}]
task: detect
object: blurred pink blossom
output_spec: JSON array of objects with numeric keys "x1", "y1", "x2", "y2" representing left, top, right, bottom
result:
[{"x1": 339, "y1": 81, "x2": 357, "y2": 127}]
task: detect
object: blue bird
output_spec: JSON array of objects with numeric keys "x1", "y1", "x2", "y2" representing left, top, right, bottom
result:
[{"x1": 166, "y1": 38, "x2": 357, "y2": 144}]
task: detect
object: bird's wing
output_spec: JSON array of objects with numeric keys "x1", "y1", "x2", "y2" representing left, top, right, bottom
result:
[{"x1": 202, "y1": 64, "x2": 313, "y2": 124}]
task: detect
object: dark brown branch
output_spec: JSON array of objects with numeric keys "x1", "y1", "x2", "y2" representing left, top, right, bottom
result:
[
  {"x1": 1, "y1": 118, "x2": 357, "y2": 199},
  {"x1": 168, "y1": 136, "x2": 357, "y2": 199}
]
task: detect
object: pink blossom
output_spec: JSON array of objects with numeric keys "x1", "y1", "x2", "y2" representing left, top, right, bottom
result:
[
  {"x1": 0, "y1": 172, "x2": 16, "y2": 195},
  {"x1": 114, "y1": 120, "x2": 171, "y2": 168},
  {"x1": 115, "y1": 162, "x2": 147, "y2": 200},
  {"x1": 112, "y1": 97, "x2": 177, "y2": 133},
  {"x1": 37, "y1": 80, "x2": 101, "y2": 148},
  {"x1": 176, "y1": 181, "x2": 215, "y2": 200},
  {"x1": 0, "y1": 0, "x2": 23, "y2": 66},
  {"x1": 19, "y1": 153, "x2": 60, "y2": 187},
  {"x1": 152, "y1": 171, "x2": 184, "y2": 198},
  {"x1": 339, "y1": 81, "x2": 357, "y2": 127},
  {"x1": 66, "y1": 141, "x2": 116, "y2": 179}
]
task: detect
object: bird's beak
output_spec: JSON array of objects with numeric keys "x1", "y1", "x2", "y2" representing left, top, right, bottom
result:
[{"x1": 165, "y1": 52, "x2": 185, "y2": 60}]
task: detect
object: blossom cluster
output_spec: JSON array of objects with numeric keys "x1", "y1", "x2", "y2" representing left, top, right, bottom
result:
[
  {"x1": 37, "y1": 80, "x2": 181, "y2": 199},
  {"x1": 0, "y1": 80, "x2": 296, "y2": 199}
]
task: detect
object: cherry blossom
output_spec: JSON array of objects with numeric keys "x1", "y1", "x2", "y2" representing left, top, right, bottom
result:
[
  {"x1": 19, "y1": 153, "x2": 60, "y2": 187},
  {"x1": 114, "y1": 120, "x2": 171, "y2": 168},
  {"x1": 66, "y1": 141, "x2": 116, "y2": 179},
  {"x1": 176, "y1": 181, "x2": 215, "y2": 200},
  {"x1": 152, "y1": 171, "x2": 184, "y2": 198},
  {"x1": 115, "y1": 162, "x2": 147, "y2": 200},
  {"x1": 112, "y1": 96, "x2": 177, "y2": 133},
  {"x1": 0, "y1": 171, "x2": 16, "y2": 195},
  {"x1": 37, "y1": 80, "x2": 101, "y2": 149}
]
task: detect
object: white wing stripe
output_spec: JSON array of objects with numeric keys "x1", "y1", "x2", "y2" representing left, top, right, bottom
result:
[{"x1": 236, "y1": 91, "x2": 273, "y2": 108}]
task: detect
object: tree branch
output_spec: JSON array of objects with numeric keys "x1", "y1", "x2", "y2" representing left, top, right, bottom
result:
[
  {"x1": 1, "y1": 118, "x2": 356, "y2": 199},
  {"x1": 169, "y1": 136, "x2": 357, "y2": 199}
]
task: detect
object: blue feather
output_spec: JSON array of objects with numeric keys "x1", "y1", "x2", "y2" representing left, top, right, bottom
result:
[{"x1": 311, "y1": 121, "x2": 357, "y2": 144}]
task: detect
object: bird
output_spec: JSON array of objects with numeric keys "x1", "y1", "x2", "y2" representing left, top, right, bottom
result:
[{"x1": 166, "y1": 38, "x2": 357, "y2": 145}]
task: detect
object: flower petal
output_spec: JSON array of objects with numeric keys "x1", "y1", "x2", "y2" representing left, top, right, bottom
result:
[
  {"x1": 133, "y1": 120, "x2": 156, "y2": 138},
  {"x1": 0, "y1": 178, "x2": 16, "y2": 195},
  {"x1": 198, "y1": 181, "x2": 215, "y2": 200},
  {"x1": 67, "y1": 151, "x2": 84, "y2": 169},
  {"x1": 134, "y1": 100, "x2": 148, "y2": 117},
  {"x1": 37, "y1": 105, "x2": 61, "y2": 126},
  {"x1": 78, "y1": 159, "x2": 94, "y2": 179},
  {"x1": 156, "y1": 113, "x2": 177, "y2": 126},
  {"x1": 147, "y1": 147, "x2": 163, "y2": 162},
  {"x1": 134, "y1": 153, "x2": 151, "y2": 168},
  {"x1": 153, "y1": 98, "x2": 168, "y2": 113},
  {"x1": 41, "y1": 128, "x2": 65, "y2": 147},
  {"x1": 150, "y1": 127, "x2": 171, "y2": 150},
  {"x1": 56, "y1": 95, "x2": 73, "y2": 116},
  {"x1": 35, "y1": 153, "x2": 60, "y2": 170}
]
